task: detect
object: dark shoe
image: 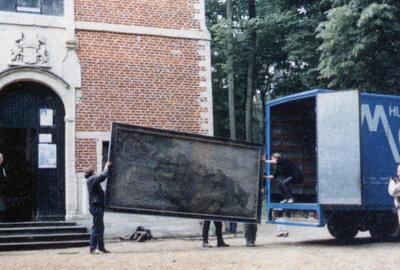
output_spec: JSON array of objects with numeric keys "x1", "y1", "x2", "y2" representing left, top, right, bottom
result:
[
  {"x1": 99, "y1": 249, "x2": 111, "y2": 254},
  {"x1": 217, "y1": 242, "x2": 230, "y2": 247},
  {"x1": 276, "y1": 232, "x2": 289, "y2": 237},
  {"x1": 202, "y1": 242, "x2": 212, "y2": 248}
]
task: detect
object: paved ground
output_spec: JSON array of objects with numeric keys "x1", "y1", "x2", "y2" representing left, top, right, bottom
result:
[{"x1": 0, "y1": 224, "x2": 399, "y2": 270}]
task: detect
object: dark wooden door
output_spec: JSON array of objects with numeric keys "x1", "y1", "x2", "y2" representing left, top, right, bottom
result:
[
  {"x1": 0, "y1": 128, "x2": 36, "y2": 221},
  {"x1": 0, "y1": 82, "x2": 65, "y2": 221}
]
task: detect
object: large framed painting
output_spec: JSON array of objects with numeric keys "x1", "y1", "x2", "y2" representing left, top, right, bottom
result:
[{"x1": 106, "y1": 123, "x2": 263, "y2": 223}]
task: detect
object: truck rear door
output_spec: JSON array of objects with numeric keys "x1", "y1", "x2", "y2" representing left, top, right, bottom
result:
[{"x1": 317, "y1": 90, "x2": 362, "y2": 205}]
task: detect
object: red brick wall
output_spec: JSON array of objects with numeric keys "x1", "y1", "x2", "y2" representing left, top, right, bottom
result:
[
  {"x1": 76, "y1": 138, "x2": 97, "y2": 171},
  {"x1": 75, "y1": 31, "x2": 205, "y2": 170},
  {"x1": 74, "y1": 0, "x2": 201, "y2": 30}
]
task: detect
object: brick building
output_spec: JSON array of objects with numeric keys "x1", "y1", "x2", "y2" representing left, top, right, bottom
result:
[{"x1": 0, "y1": 0, "x2": 212, "y2": 237}]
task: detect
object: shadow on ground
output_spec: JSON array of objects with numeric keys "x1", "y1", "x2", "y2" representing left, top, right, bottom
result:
[{"x1": 286, "y1": 237, "x2": 400, "y2": 247}]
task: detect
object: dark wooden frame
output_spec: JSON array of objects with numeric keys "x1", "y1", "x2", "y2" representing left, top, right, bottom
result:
[{"x1": 106, "y1": 123, "x2": 263, "y2": 223}]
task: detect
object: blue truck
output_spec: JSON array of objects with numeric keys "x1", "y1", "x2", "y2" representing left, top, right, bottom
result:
[{"x1": 266, "y1": 89, "x2": 400, "y2": 241}]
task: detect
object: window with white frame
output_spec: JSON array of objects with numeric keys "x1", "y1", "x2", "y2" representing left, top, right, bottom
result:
[
  {"x1": 0, "y1": 0, "x2": 64, "y2": 16},
  {"x1": 16, "y1": 0, "x2": 41, "y2": 13}
]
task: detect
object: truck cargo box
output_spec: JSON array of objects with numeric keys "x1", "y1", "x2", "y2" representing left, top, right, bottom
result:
[
  {"x1": 106, "y1": 123, "x2": 263, "y2": 223},
  {"x1": 266, "y1": 89, "x2": 398, "y2": 229}
]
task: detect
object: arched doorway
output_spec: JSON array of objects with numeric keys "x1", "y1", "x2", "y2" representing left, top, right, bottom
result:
[{"x1": 0, "y1": 81, "x2": 65, "y2": 221}]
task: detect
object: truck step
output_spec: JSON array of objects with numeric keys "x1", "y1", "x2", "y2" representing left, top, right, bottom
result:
[{"x1": 267, "y1": 203, "x2": 323, "y2": 227}]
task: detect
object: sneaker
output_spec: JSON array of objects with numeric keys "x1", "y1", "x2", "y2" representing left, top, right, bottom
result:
[
  {"x1": 202, "y1": 242, "x2": 212, "y2": 248},
  {"x1": 246, "y1": 242, "x2": 256, "y2": 247},
  {"x1": 287, "y1": 198, "x2": 294, "y2": 203},
  {"x1": 99, "y1": 249, "x2": 111, "y2": 254},
  {"x1": 90, "y1": 249, "x2": 100, "y2": 254},
  {"x1": 280, "y1": 199, "x2": 288, "y2": 203}
]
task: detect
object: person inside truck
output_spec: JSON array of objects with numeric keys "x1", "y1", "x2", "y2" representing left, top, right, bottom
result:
[{"x1": 263, "y1": 153, "x2": 303, "y2": 203}]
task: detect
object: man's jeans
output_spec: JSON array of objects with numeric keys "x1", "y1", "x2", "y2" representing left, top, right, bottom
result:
[
  {"x1": 278, "y1": 176, "x2": 294, "y2": 200},
  {"x1": 89, "y1": 204, "x2": 105, "y2": 251},
  {"x1": 244, "y1": 223, "x2": 257, "y2": 245},
  {"x1": 202, "y1": 220, "x2": 223, "y2": 244}
]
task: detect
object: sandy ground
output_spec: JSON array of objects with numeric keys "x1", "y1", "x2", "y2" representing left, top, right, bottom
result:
[{"x1": 1, "y1": 224, "x2": 400, "y2": 270}]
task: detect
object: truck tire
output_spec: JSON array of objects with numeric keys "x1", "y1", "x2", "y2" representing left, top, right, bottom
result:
[
  {"x1": 368, "y1": 212, "x2": 400, "y2": 241},
  {"x1": 327, "y1": 215, "x2": 358, "y2": 242}
]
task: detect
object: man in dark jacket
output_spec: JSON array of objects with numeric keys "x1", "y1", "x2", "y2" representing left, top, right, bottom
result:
[
  {"x1": 85, "y1": 161, "x2": 111, "y2": 254},
  {"x1": 265, "y1": 153, "x2": 303, "y2": 203}
]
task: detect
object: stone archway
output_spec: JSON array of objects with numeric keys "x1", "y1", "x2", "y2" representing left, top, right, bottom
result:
[
  {"x1": 0, "y1": 81, "x2": 66, "y2": 220},
  {"x1": 0, "y1": 67, "x2": 78, "y2": 220}
]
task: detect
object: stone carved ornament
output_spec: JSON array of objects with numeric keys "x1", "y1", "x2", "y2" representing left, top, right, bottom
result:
[{"x1": 9, "y1": 32, "x2": 50, "y2": 68}]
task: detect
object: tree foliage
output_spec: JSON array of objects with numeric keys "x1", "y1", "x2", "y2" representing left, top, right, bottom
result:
[
  {"x1": 206, "y1": 0, "x2": 400, "y2": 141},
  {"x1": 318, "y1": 1, "x2": 400, "y2": 92}
]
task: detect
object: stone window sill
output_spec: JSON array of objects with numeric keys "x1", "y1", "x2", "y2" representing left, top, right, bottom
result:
[{"x1": 0, "y1": 11, "x2": 65, "y2": 29}]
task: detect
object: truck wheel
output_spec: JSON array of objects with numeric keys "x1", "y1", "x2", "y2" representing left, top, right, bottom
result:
[
  {"x1": 369, "y1": 213, "x2": 399, "y2": 241},
  {"x1": 327, "y1": 217, "x2": 358, "y2": 242}
]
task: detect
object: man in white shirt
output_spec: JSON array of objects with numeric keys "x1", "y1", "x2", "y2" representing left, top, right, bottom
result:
[{"x1": 388, "y1": 164, "x2": 400, "y2": 223}]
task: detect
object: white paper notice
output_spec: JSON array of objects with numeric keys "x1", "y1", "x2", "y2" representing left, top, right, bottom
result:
[
  {"x1": 40, "y1": 108, "x2": 53, "y2": 127},
  {"x1": 39, "y1": 134, "x2": 52, "y2": 143},
  {"x1": 38, "y1": 144, "x2": 57, "y2": 168}
]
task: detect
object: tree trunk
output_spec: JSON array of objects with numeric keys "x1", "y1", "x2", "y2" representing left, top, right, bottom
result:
[
  {"x1": 260, "y1": 89, "x2": 269, "y2": 144},
  {"x1": 227, "y1": 0, "x2": 236, "y2": 140},
  {"x1": 245, "y1": 0, "x2": 256, "y2": 142}
]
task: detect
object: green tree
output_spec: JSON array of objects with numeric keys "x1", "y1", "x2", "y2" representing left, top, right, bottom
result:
[
  {"x1": 245, "y1": 0, "x2": 256, "y2": 142},
  {"x1": 207, "y1": 0, "x2": 330, "y2": 141},
  {"x1": 318, "y1": 1, "x2": 400, "y2": 92}
]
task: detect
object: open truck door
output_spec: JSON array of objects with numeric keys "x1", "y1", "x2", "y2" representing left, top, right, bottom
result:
[{"x1": 317, "y1": 90, "x2": 362, "y2": 206}]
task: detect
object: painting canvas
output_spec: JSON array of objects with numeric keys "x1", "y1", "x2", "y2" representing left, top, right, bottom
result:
[{"x1": 106, "y1": 123, "x2": 262, "y2": 223}]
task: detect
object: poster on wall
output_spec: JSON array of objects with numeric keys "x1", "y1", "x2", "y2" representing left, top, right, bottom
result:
[
  {"x1": 38, "y1": 143, "x2": 57, "y2": 168},
  {"x1": 39, "y1": 134, "x2": 52, "y2": 143},
  {"x1": 40, "y1": 108, "x2": 53, "y2": 127}
]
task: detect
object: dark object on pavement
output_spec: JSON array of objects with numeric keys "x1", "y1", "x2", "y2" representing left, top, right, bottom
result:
[{"x1": 120, "y1": 226, "x2": 153, "y2": 242}]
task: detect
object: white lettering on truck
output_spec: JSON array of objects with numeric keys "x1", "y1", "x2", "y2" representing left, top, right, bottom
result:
[
  {"x1": 388, "y1": 106, "x2": 400, "y2": 118},
  {"x1": 361, "y1": 104, "x2": 400, "y2": 162}
]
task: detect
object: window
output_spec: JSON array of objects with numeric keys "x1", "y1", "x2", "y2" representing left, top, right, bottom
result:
[
  {"x1": 16, "y1": 0, "x2": 41, "y2": 13},
  {"x1": 0, "y1": 0, "x2": 64, "y2": 16}
]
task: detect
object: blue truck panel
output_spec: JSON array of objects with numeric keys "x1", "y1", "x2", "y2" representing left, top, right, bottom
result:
[{"x1": 360, "y1": 93, "x2": 400, "y2": 208}]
